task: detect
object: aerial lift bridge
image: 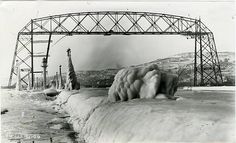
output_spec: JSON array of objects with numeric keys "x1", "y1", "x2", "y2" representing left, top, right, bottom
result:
[{"x1": 8, "y1": 11, "x2": 223, "y2": 87}]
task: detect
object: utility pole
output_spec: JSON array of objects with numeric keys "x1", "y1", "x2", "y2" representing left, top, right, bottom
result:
[
  {"x1": 27, "y1": 70, "x2": 31, "y2": 90},
  {"x1": 15, "y1": 60, "x2": 22, "y2": 91},
  {"x1": 58, "y1": 65, "x2": 64, "y2": 89},
  {"x1": 199, "y1": 18, "x2": 204, "y2": 86},
  {"x1": 194, "y1": 20, "x2": 198, "y2": 86},
  {"x1": 55, "y1": 72, "x2": 59, "y2": 89},
  {"x1": 31, "y1": 19, "x2": 34, "y2": 88},
  {"x1": 42, "y1": 58, "x2": 47, "y2": 89}
]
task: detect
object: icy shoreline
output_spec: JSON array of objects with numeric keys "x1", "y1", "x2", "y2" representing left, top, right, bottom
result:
[
  {"x1": 53, "y1": 88, "x2": 235, "y2": 143},
  {"x1": 183, "y1": 86, "x2": 235, "y2": 91}
]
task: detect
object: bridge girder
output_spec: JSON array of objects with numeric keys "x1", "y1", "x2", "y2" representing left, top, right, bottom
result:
[{"x1": 8, "y1": 11, "x2": 223, "y2": 87}]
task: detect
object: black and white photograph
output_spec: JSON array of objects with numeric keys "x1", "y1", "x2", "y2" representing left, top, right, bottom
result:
[{"x1": 0, "y1": 0, "x2": 235, "y2": 143}]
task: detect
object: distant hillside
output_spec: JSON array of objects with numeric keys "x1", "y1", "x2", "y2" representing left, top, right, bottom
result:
[
  {"x1": 139, "y1": 52, "x2": 235, "y2": 86},
  {"x1": 75, "y1": 69, "x2": 118, "y2": 88},
  {"x1": 140, "y1": 52, "x2": 234, "y2": 71},
  {"x1": 58, "y1": 52, "x2": 235, "y2": 87}
]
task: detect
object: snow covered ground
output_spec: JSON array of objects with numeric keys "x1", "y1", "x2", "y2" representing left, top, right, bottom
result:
[
  {"x1": 54, "y1": 87, "x2": 235, "y2": 143},
  {"x1": 1, "y1": 87, "x2": 235, "y2": 143},
  {"x1": 0, "y1": 89, "x2": 80, "y2": 143}
]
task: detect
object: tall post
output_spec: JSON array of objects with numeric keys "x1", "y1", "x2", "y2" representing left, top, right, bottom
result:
[
  {"x1": 194, "y1": 20, "x2": 198, "y2": 86},
  {"x1": 42, "y1": 58, "x2": 47, "y2": 89},
  {"x1": 27, "y1": 70, "x2": 31, "y2": 90},
  {"x1": 31, "y1": 19, "x2": 34, "y2": 88},
  {"x1": 15, "y1": 60, "x2": 22, "y2": 91},
  {"x1": 58, "y1": 65, "x2": 64, "y2": 89},
  {"x1": 36, "y1": 77, "x2": 39, "y2": 89},
  {"x1": 55, "y1": 72, "x2": 59, "y2": 89},
  {"x1": 199, "y1": 19, "x2": 204, "y2": 86},
  {"x1": 46, "y1": 33, "x2": 52, "y2": 63}
]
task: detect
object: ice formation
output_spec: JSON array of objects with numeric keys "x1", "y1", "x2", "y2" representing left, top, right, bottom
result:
[
  {"x1": 15, "y1": 62, "x2": 22, "y2": 91},
  {"x1": 58, "y1": 65, "x2": 64, "y2": 89},
  {"x1": 44, "y1": 80, "x2": 59, "y2": 97},
  {"x1": 108, "y1": 64, "x2": 178, "y2": 102},
  {"x1": 65, "y1": 48, "x2": 80, "y2": 90}
]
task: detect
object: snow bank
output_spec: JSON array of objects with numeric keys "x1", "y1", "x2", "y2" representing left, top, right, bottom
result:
[
  {"x1": 54, "y1": 90, "x2": 235, "y2": 143},
  {"x1": 84, "y1": 100, "x2": 235, "y2": 143},
  {"x1": 54, "y1": 90, "x2": 107, "y2": 137}
]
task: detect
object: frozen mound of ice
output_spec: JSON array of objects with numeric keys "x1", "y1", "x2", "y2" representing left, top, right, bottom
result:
[
  {"x1": 54, "y1": 90, "x2": 106, "y2": 136},
  {"x1": 54, "y1": 90, "x2": 235, "y2": 143},
  {"x1": 108, "y1": 64, "x2": 178, "y2": 102},
  {"x1": 52, "y1": 63, "x2": 233, "y2": 143},
  {"x1": 84, "y1": 100, "x2": 235, "y2": 143}
]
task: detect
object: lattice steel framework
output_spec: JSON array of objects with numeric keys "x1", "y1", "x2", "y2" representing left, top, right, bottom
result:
[{"x1": 8, "y1": 11, "x2": 223, "y2": 87}]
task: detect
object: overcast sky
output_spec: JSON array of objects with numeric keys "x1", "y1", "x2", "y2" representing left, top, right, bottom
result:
[{"x1": 0, "y1": 1, "x2": 235, "y2": 85}]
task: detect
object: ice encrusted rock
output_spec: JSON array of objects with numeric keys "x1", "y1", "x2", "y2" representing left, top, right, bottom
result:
[{"x1": 108, "y1": 64, "x2": 178, "y2": 102}]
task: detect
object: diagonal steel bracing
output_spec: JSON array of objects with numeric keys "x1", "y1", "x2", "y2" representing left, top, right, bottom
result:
[{"x1": 8, "y1": 11, "x2": 223, "y2": 87}]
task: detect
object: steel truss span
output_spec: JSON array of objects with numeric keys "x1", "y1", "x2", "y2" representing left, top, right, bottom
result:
[{"x1": 8, "y1": 11, "x2": 223, "y2": 87}]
